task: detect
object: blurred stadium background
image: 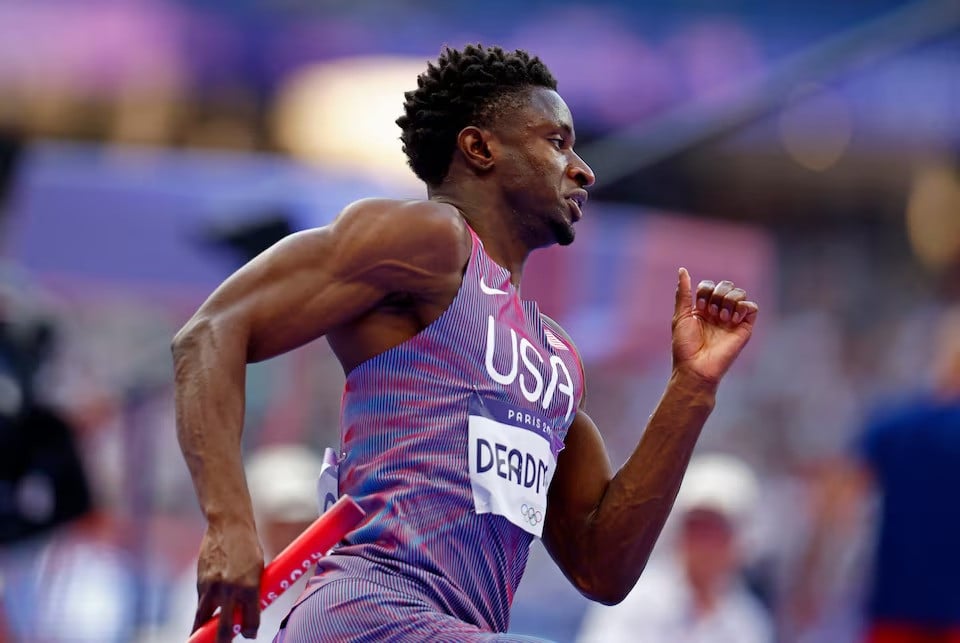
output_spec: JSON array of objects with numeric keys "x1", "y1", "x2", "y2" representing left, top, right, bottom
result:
[{"x1": 0, "y1": 0, "x2": 957, "y2": 641}]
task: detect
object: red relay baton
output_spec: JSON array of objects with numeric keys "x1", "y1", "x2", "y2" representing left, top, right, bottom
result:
[{"x1": 188, "y1": 495, "x2": 365, "y2": 643}]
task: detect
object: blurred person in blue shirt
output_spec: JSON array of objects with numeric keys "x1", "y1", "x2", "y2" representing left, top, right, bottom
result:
[
  {"x1": 857, "y1": 307, "x2": 960, "y2": 643},
  {"x1": 793, "y1": 306, "x2": 960, "y2": 643}
]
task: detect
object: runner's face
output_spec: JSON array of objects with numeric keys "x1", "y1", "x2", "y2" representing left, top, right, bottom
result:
[{"x1": 490, "y1": 88, "x2": 595, "y2": 247}]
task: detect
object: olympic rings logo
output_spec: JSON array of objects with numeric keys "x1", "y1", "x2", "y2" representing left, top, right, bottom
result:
[{"x1": 520, "y1": 503, "x2": 543, "y2": 526}]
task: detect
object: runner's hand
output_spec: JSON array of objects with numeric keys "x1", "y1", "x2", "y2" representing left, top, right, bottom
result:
[
  {"x1": 192, "y1": 521, "x2": 264, "y2": 642},
  {"x1": 671, "y1": 268, "x2": 759, "y2": 385}
]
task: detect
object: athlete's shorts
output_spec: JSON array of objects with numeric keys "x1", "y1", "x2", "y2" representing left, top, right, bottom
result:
[{"x1": 274, "y1": 576, "x2": 549, "y2": 643}]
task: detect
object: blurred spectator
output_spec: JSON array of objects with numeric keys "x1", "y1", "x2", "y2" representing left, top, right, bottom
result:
[
  {"x1": 0, "y1": 129, "x2": 125, "y2": 639},
  {"x1": 1, "y1": 510, "x2": 141, "y2": 643},
  {"x1": 793, "y1": 306, "x2": 960, "y2": 643},
  {"x1": 0, "y1": 302, "x2": 142, "y2": 643},
  {"x1": 0, "y1": 131, "x2": 90, "y2": 543},
  {"x1": 0, "y1": 397, "x2": 92, "y2": 546},
  {"x1": 154, "y1": 444, "x2": 324, "y2": 643},
  {"x1": 576, "y1": 453, "x2": 773, "y2": 643}
]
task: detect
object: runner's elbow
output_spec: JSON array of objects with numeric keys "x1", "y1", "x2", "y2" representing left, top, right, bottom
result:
[
  {"x1": 572, "y1": 571, "x2": 634, "y2": 606},
  {"x1": 171, "y1": 315, "x2": 212, "y2": 359},
  {"x1": 579, "y1": 583, "x2": 630, "y2": 606}
]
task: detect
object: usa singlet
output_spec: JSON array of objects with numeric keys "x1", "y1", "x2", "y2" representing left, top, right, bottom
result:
[{"x1": 280, "y1": 223, "x2": 585, "y2": 642}]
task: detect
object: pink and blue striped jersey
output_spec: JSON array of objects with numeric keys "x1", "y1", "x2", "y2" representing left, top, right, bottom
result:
[{"x1": 299, "y1": 223, "x2": 585, "y2": 636}]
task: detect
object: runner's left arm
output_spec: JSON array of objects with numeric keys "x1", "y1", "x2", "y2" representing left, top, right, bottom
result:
[{"x1": 541, "y1": 268, "x2": 758, "y2": 604}]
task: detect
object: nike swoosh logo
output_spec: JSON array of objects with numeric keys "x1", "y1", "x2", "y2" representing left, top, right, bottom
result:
[{"x1": 479, "y1": 275, "x2": 508, "y2": 296}]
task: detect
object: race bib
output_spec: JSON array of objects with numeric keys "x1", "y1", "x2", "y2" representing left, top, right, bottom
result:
[
  {"x1": 468, "y1": 394, "x2": 558, "y2": 537},
  {"x1": 316, "y1": 447, "x2": 340, "y2": 515}
]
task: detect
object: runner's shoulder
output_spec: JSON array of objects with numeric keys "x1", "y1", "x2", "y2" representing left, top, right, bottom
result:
[{"x1": 334, "y1": 198, "x2": 471, "y2": 272}]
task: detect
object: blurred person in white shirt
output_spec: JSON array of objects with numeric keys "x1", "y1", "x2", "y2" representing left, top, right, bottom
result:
[
  {"x1": 152, "y1": 444, "x2": 324, "y2": 643},
  {"x1": 576, "y1": 453, "x2": 773, "y2": 643}
]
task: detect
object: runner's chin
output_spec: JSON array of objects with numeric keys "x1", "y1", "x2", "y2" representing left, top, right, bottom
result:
[
  {"x1": 552, "y1": 219, "x2": 575, "y2": 246},
  {"x1": 548, "y1": 209, "x2": 575, "y2": 246}
]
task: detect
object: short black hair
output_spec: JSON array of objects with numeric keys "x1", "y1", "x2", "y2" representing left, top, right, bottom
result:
[{"x1": 397, "y1": 44, "x2": 557, "y2": 186}]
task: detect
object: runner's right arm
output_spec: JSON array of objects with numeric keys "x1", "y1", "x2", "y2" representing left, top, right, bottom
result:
[{"x1": 172, "y1": 199, "x2": 468, "y2": 642}]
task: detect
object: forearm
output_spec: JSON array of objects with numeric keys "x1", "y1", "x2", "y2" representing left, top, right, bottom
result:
[
  {"x1": 586, "y1": 369, "x2": 716, "y2": 600},
  {"x1": 173, "y1": 317, "x2": 255, "y2": 529}
]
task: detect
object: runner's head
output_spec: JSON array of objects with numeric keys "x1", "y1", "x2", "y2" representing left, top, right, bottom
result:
[{"x1": 398, "y1": 44, "x2": 594, "y2": 246}]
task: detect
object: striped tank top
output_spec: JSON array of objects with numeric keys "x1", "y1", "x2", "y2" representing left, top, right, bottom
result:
[{"x1": 308, "y1": 222, "x2": 585, "y2": 633}]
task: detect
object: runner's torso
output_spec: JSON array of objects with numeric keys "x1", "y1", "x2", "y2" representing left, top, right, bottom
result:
[{"x1": 312, "y1": 224, "x2": 585, "y2": 632}]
